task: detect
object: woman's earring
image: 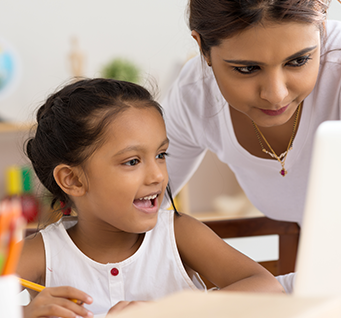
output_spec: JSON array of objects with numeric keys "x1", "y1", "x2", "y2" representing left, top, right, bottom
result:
[{"x1": 207, "y1": 60, "x2": 212, "y2": 67}]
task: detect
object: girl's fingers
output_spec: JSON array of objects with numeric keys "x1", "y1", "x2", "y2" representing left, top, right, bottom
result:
[
  {"x1": 33, "y1": 303, "x2": 91, "y2": 318},
  {"x1": 47, "y1": 285, "x2": 93, "y2": 305},
  {"x1": 27, "y1": 286, "x2": 94, "y2": 318},
  {"x1": 49, "y1": 297, "x2": 93, "y2": 317},
  {"x1": 25, "y1": 298, "x2": 93, "y2": 318}
]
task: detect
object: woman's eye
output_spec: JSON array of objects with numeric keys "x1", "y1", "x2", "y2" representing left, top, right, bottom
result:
[
  {"x1": 233, "y1": 65, "x2": 260, "y2": 74},
  {"x1": 156, "y1": 152, "x2": 168, "y2": 160},
  {"x1": 286, "y1": 56, "x2": 311, "y2": 67},
  {"x1": 124, "y1": 159, "x2": 139, "y2": 166}
]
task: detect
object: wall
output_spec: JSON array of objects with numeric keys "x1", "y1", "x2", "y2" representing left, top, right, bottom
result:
[
  {"x1": 0, "y1": 128, "x2": 31, "y2": 198},
  {"x1": 0, "y1": 0, "x2": 196, "y2": 123},
  {"x1": 0, "y1": 0, "x2": 340, "y2": 123},
  {"x1": 328, "y1": 0, "x2": 341, "y2": 20}
]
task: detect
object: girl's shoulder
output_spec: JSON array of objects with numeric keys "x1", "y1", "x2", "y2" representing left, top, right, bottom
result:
[
  {"x1": 173, "y1": 212, "x2": 214, "y2": 247},
  {"x1": 17, "y1": 231, "x2": 45, "y2": 285}
]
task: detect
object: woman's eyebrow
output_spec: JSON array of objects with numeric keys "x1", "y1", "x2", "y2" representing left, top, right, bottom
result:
[
  {"x1": 284, "y1": 45, "x2": 318, "y2": 61},
  {"x1": 223, "y1": 45, "x2": 318, "y2": 66}
]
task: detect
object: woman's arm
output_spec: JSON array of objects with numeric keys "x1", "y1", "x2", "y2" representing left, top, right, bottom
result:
[
  {"x1": 174, "y1": 213, "x2": 285, "y2": 293},
  {"x1": 162, "y1": 110, "x2": 206, "y2": 201},
  {"x1": 161, "y1": 63, "x2": 209, "y2": 201}
]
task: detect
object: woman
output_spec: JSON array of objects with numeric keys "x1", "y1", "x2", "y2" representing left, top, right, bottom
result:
[{"x1": 162, "y1": 0, "x2": 341, "y2": 293}]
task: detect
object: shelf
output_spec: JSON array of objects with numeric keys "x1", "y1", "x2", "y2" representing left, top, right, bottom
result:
[
  {"x1": 0, "y1": 122, "x2": 33, "y2": 133},
  {"x1": 190, "y1": 209, "x2": 264, "y2": 222}
]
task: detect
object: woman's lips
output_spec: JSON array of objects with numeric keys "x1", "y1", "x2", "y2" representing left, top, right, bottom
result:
[{"x1": 260, "y1": 105, "x2": 289, "y2": 116}]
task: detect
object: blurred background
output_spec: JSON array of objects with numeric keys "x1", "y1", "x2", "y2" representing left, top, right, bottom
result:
[
  {"x1": 0, "y1": 0, "x2": 197, "y2": 123},
  {"x1": 0, "y1": 1, "x2": 340, "y2": 269},
  {"x1": 0, "y1": 0, "x2": 340, "y2": 122}
]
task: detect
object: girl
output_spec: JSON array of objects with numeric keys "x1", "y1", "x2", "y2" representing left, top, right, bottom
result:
[
  {"x1": 17, "y1": 79, "x2": 283, "y2": 318},
  {"x1": 162, "y1": 0, "x2": 341, "y2": 293}
]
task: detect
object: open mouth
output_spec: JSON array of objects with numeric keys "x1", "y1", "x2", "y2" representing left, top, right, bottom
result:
[{"x1": 133, "y1": 194, "x2": 158, "y2": 209}]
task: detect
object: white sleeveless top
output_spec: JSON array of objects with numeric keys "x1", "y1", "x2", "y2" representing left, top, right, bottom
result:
[{"x1": 41, "y1": 209, "x2": 205, "y2": 315}]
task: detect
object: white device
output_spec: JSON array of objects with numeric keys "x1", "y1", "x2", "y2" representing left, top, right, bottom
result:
[{"x1": 294, "y1": 120, "x2": 341, "y2": 297}]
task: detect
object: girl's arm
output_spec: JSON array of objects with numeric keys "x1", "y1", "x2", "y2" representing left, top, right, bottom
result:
[
  {"x1": 174, "y1": 213, "x2": 285, "y2": 293},
  {"x1": 17, "y1": 233, "x2": 45, "y2": 290},
  {"x1": 17, "y1": 233, "x2": 93, "y2": 318}
]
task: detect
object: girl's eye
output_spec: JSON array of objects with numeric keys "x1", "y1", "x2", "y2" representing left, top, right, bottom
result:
[
  {"x1": 233, "y1": 65, "x2": 260, "y2": 74},
  {"x1": 156, "y1": 152, "x2": 168, "y2": 160},
  {"x1": 124, "y1": 159, "x2": 139, "y2": 166},
  {"x1": 286, "y1": 56, "x2": 311, "y2": 67}
]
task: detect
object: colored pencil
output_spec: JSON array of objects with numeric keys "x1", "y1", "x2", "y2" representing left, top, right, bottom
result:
[
  {"x1": 0, "y1": 201, "x2": 9, "y2": 274},
  {"x1": 1, "y1": 199, "x2": 25, "y2": 275},
  {"x1": 20, "y1": 278, "x2": 44, "y2": 292}
]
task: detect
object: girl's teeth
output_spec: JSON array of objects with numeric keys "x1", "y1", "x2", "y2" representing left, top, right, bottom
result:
[{"x1": 139, "y1": 194, "x2": 157, "y2": 200}]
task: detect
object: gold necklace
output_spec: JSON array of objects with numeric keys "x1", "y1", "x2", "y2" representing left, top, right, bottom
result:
[{"x1": 251, "y1": 103, "x2": 301, "y2": 177}]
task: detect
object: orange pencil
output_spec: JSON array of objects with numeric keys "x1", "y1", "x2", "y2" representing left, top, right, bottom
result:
[
  {"x1": 0, "y1": 200, "x2": 13, "y2": 236},
  {"x1": 2, "y1": 218, "x2": 25, "y2": 275},
  {"x1": 19, "y1": 278, "x2": 81, "y2": 304},
  {"x1": 0, "y1": 201, "x2": 10, "y2": 274},
  {"x1": 0, "y1": 200, "x2": 17, "y2": 275},
  {"x1": 2, "y1": 200, "x2": 25, "y2": 275}
]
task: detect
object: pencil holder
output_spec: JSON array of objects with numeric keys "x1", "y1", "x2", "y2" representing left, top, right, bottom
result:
[{"x1": 0, "y1": 275, "x2": 22, "y2": 318}]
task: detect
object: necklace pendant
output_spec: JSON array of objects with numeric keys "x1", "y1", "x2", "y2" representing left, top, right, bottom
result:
[{"x1": 280, "y1": 168, "x2": 287, "y2": 177}]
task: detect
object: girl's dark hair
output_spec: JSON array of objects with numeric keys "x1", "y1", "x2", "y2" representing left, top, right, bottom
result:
[
  {"x1": 189, "y1": 0, "x2": 331, "y2": 58},
  {"x1": 26, "y1": 78, "x2": 178, "y2": 214}
]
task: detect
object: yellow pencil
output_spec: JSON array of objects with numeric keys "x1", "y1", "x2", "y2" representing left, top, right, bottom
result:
[
  {"x1": 20, "y1": 278, "x2": 44, "y2": 292},
  {"x1": 19, "y1": 278, "x2": 81, "y2": 304}
]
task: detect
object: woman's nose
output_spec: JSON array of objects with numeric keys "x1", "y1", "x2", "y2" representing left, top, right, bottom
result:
[{"x1": 259, "y1": 70, "x2": 289, "y2": 105}]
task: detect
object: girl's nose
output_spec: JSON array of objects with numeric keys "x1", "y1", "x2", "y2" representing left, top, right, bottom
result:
[
  {"x1": 146, "y1": 162, "x2": 165, "y2": 185},
  {"x1": 259, "y1": 70, "x2": 289, "y2": 105}
]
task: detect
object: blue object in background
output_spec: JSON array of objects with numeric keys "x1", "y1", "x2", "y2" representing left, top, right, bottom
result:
[{"x1": 0, "y1": 37, "x2": 20, "y2": 104}]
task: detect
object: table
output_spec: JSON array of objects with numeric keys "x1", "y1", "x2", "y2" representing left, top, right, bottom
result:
[{"x1": 111, "y1": 290, "x2": 341, "y2": 318}]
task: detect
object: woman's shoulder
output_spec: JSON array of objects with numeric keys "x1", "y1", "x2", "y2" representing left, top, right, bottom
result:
[
  {"x1": 325, "y1": 19, "x2": 341, "y2": 35},
  {"x1": 175, "y1": 55, "x2": 215, "y2": 88},
  {"x1": 321, "y1": 20, "x2": 341, "y2": 62},
  {"x1": 163, "y1": 55, "x2": 224, "y2": 116}
]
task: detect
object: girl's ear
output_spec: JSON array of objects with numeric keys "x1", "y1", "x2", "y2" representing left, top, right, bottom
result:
[
  {"x1": 191, "y1": 30, "x2": 211, "y2": 66},
  {"x1": 53, "y1": 164, "x2": 86, "y2": 197}
]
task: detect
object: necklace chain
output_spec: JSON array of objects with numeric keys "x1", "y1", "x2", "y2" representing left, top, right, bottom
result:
[{"x1": 251, "y1": 103, "x2": 301, "y2": 177}]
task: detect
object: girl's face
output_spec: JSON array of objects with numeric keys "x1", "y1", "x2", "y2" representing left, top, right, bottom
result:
[
  {"x1": 78, "y1": 106, "x2": 169, "y2": 234},
  {"x1": 199, "y1": 22, "x2": 320, "y2": 127}
]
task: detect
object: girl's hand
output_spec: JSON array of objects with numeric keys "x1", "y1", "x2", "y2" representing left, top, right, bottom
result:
[
  {"x1": 23, "y1": 286, "x2": 93, "y2": 318},
  {"x1": 106, "y1": 301, "x2": 149, "y2": 316}
]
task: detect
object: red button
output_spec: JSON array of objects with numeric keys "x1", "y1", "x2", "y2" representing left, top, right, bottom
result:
[{"x1": 111, "y1": 268, "x2": 119, "y2": 276}]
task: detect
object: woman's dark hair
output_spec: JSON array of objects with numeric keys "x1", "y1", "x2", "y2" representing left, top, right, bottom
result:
[
  {"x1": 189, "y1": 0, "x2": 331, "y2": 58},
  {"x1": 26, "y1": 78, "x2": 178, "y2": 214}
]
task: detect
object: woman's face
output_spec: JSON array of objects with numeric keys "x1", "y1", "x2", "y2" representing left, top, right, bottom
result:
[{"x1": 194, "y1": 22, "x2": 320, "y2": 128}]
